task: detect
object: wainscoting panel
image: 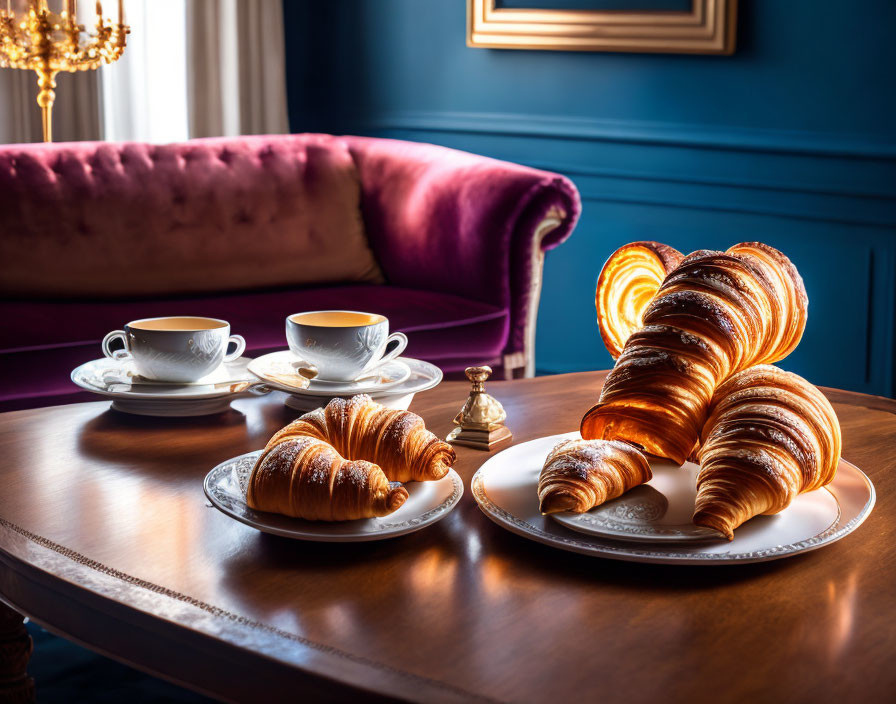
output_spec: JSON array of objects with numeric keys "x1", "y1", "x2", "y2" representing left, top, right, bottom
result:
[
  {"x1": 325, "y1": 118, "x2": 896, "y2": 397},
  {"x1": 283, "y1": 0, "x2": 896, "y2": 397}
]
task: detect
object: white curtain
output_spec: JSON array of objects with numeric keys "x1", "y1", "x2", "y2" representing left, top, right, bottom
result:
[
  {"x1": 186, "y1": 0, "x2": 289, "y2": 138},
  {"x1": 0, "y1": 0, "x2": 288, "y2": 145},
  {"x1": 102, "y1": 0, "x2": 190, "y2": 143}
]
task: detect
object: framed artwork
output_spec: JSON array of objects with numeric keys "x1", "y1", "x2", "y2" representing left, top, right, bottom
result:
[{"x1": 467, "y1": 0, "x2": 737, "y2": 55}]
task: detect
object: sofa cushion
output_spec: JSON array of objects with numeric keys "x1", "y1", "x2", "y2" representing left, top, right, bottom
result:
[
  {"x1": 0, "y1": 134, "x2": 383, "y2": 299},
  {"x1": 0, "y1": 285, "x2": 508, "y2": 409}
]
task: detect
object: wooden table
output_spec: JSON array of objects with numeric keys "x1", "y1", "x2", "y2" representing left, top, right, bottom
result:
[{"x1": 0, "y1": 372, "x2": 894, "y2": 703}]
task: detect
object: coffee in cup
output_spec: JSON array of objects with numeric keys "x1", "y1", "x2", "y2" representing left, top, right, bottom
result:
[
  {"x1": 285, "y1": 310, "x2": 407, "y2": 382},
  {"x1": 102, "y1": 316, "x2": 246, "y2": 382}
]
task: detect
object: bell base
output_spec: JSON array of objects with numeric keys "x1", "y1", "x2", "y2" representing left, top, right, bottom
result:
[{"x1": 447, "y1": 425, "x2": 513, "y2": 451}]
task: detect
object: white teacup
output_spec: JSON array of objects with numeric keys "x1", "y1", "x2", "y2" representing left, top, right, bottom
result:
[
  {"x1": 101, "y1": 316, "x2": 246, "y2": 383},
  {"x1": 286, "y1": 310, "x2": 408, "y2": 382}
]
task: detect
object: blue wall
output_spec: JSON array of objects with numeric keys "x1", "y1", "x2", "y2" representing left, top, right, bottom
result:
[{"x1": 283, "y1": 0, "x2": 896, "y2": 397}]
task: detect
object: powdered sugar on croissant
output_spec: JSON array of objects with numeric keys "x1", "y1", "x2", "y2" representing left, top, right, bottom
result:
[
  {"x1": 247, "y1": 435, "x2": 408, "y2": 521},
  {"x1": 266, "y1": 394, "x2": 455, "y2": 483},
  {"x1": 694, "y1": 365, "x2": 841, "y2": 540},
  {"x1": 582, "y1": 242, "x2": 808, "y2": 465},
  {"x1": 538, "y1": 438, "x2": 651, "y2": 515}
]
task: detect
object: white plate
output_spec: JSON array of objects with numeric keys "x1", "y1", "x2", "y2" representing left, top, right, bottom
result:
[
  {"x1": 308, "y1": 361, "x2": 411, "y2": 389},
  {"x1": 276, "y1": 357, "x2": 443, "y2": 413},
  {"x1": 471, "y1": 432, "x2": 875, "y2": 565},
  {"x1": 72, "y1": 357, "x2": 259, "y2": 399},
  {"x1": 248, "y1": 351, "x2": 411, "y2": 395},
  {"x1": 552, "y1": 459, "x2": 726, "y2": 543},
  {"x1": 71, "y1": 357, "x2": 272, "y2": 415},
  {"x1": 204, "y1": 450, "x2": 463, "y2": 542}
]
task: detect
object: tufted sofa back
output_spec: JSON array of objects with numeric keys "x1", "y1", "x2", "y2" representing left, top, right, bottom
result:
[{"x1": 0, "y1": 134, "x2": 384, "y2": 299}]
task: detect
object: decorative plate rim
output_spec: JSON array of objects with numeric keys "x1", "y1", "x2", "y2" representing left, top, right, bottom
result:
[
  {"x1": 278, "y1": 357, "x2": 443, "y2": 399},
  {"x1": 248, "y1": 352, "x2": 413, "y2": 395},
  {"x1": 71, "y1": 357, "x2": 257, "y2": 401},
  {"x1": 470, "y1": 436, "x2": 876, "y2": 565},
  {"x1": 203, "y1": 450, "x2": 464, "y2": 542},
  {"x1": 553, "y1": 508, "x2": 730, "y2": 543}
]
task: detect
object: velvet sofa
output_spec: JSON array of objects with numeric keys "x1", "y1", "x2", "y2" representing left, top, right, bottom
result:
[{"x1": 0, "y1": 134, "x2": 580, "y2": 412}]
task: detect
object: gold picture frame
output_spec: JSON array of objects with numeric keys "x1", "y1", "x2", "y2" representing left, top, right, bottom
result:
[{"x1": 467, "y1": 0, "x2": 737, "y2": 55}]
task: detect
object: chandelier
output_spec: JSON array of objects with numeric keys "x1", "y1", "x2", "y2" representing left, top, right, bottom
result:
[{"x1": 0, "y1": 1, "x2": 129, "y2": 141}]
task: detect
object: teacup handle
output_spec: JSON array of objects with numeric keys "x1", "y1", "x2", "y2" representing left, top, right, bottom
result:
[
  {"x1": 365, "y1": 331, "x2": 408, "y2": 373},
  {"x1": 101, "y1": 330, "x2": 130, "y2": 360},
  {"x1": 224, "y1": 334, "x2": 246, "y2": 362}
]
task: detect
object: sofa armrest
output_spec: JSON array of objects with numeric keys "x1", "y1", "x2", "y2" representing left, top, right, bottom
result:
[{"x1": 344, "y1": 136, "x2": 581, "y2": 376}]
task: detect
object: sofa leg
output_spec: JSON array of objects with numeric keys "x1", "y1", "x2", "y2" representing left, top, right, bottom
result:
[{"x1": 0, "y1": 603, "x2": 34, "y2": 704}]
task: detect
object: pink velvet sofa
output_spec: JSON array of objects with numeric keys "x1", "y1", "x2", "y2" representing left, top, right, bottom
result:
[{"x1": 0, "y1": 134, "x2": 580, "y2": 412}]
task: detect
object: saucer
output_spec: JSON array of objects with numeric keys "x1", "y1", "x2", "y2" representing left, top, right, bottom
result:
[
  {"x1": 71, "y1": 357, "x2": 273, "y2": 416},
  {"x1": 248, "y1": 351, "x2": 411, "y2": 396},
  {"x1": 279, "y1": 358, "x2": 443, "y2": 413},
  {"x1": 204, "y1": 450, "x2": 463, "y2": 542},
  {"x1": 310, "y1": 361, "x2": 411, "y2": 389}
]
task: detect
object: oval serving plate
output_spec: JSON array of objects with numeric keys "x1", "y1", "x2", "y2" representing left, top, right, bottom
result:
[
  {"x1": 204, "y1": 450, "x2": 463, "y2": 542},
  {"x1": 471, "y1": 432, "x2": 875, "y2": 565}
]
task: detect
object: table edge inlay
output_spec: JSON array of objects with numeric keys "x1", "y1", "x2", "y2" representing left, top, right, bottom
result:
[{"x1": 0, "y1": 517, "x2": 497, "y2": 704}]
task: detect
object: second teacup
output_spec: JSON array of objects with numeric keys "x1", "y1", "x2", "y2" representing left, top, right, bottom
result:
[
  {"x1": 102, "y1": 316, "x2": 246, "y2": 383},
  {"x1": 286, "y1": 310, "x2": 408, "y2": 382}
]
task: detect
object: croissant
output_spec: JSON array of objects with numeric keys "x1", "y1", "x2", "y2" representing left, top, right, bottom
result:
[
  {"x1": 538, "y1": 438, "x2": 652, "y2": 514},
  {"x1": 596, "y1": 241, "x2": 683, "y2": 359},
  {"x1": 246, "y1": 436, "x2": 409, "y2": 520},
  {"x1": 581, "y1": 242, "x2": 808, "y2": 465},
  {"x1": 265, "y1": 395, "x2": 455, "y2": 483},
  {"x1": 694, "y1": 365, "x2": 841, "y2": 540}
]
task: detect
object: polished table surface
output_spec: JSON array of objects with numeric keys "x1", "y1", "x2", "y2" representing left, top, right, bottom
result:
[{"x1": 0, "y1": 372, "x2": 894, "y2": 703}]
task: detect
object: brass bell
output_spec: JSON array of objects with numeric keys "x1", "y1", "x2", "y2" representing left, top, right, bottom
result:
[{"x1": 446, "y1": 366, "x2": 513, "y2": 450}]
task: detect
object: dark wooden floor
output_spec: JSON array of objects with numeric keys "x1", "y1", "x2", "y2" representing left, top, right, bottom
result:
[{"x1": 26, "y1": 623, "x2": 215, "y2": 703}]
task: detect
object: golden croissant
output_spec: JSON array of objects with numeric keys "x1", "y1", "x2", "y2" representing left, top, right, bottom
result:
[
  {"x1": 581, "y1": 242, "x2": 808, "y2": 465},
  {"x1": 266, "y1": 395, "x2": 455, "y2": 483},
  {"x1": 247, "y1": 435, "x2": 409, "y2": 520},
  {"x1": 538, "y1": 438, "x2": 652, "y2": 514},
  {"x1": 694, "y1": 365, "x2": 841, "y2": 540},
  {"x1": 596, "y1": 241, "x2": 683, "y2": 359}
]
